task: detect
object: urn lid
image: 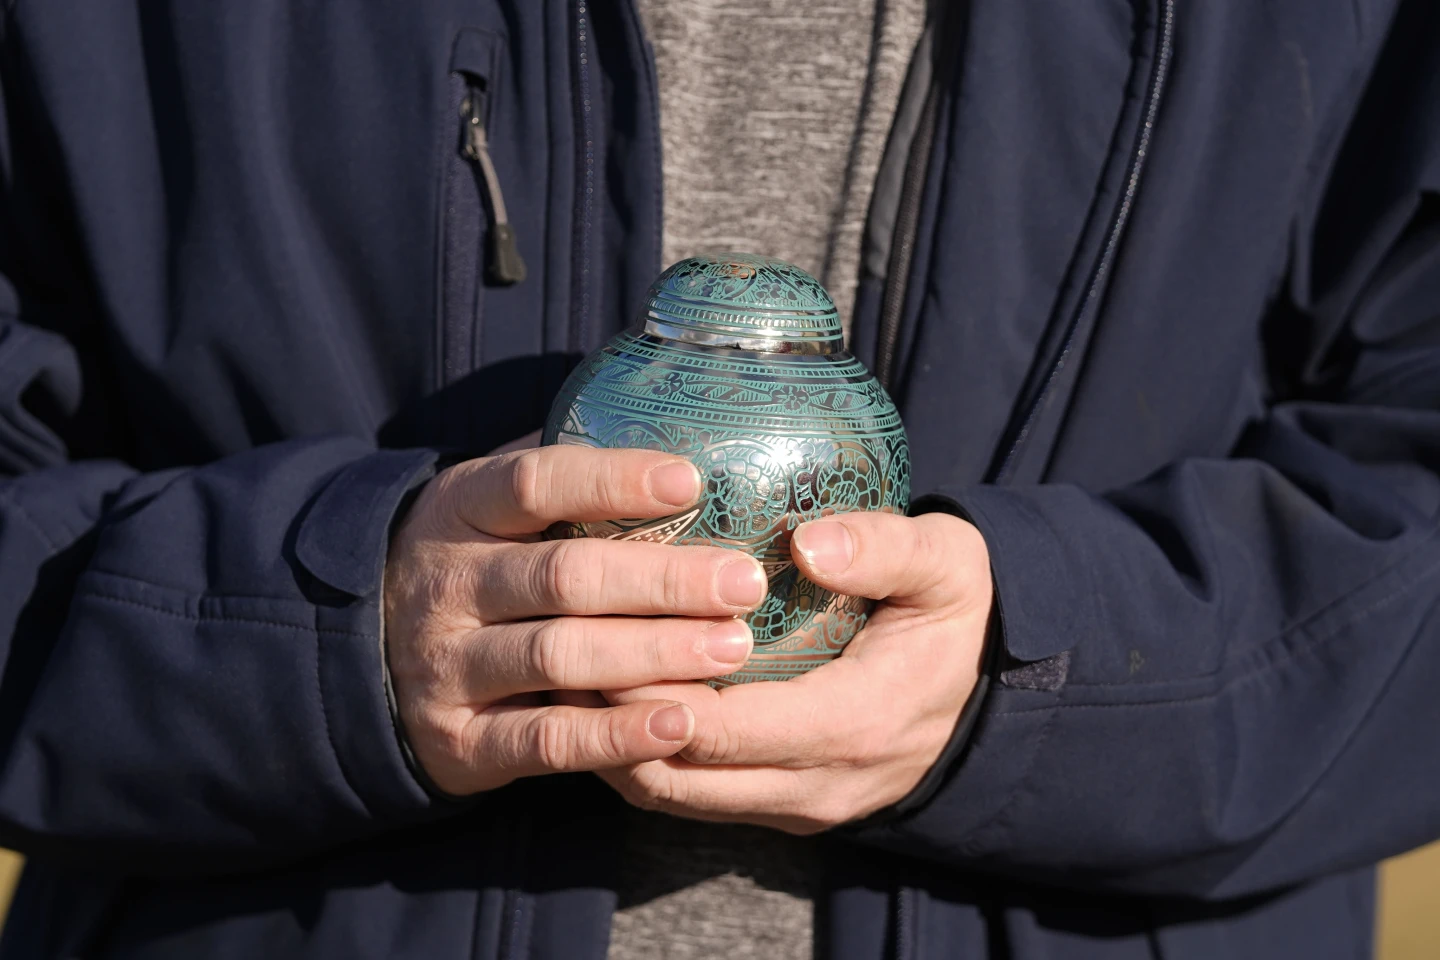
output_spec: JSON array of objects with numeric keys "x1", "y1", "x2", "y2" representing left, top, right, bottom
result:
[{"x1": 641, "y1": 253, "x2": 845, "y2": 355}]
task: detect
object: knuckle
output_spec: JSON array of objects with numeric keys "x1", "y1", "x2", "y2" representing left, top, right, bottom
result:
[
  {"x1": 530, "y1": 712, "x2": 574, "y2": 772},
  {"x1": 847, "y1": 728, "x2": 892, "y2": 768},
  {"x1": 656, "y1": 551, "x2": 690, "y2": 610},
  {"x1": 643, "y1": 624, "x2": 675, "y2": 674},
  {"x1": 588, "y1": 455, "x2": 622, "y2": 514},
  {"x1": 600, "y1": 711, "x2": 632, "y2": 765},
  {"x1": 529, "y1": 619, "x2": 582, "y2": 687},
  {"x1": 685, "y1": 714, "x2": 744, "y2": 765},
  {"x1": 538, "y1": 540, "x2": 599, "y2": 613},
  {"x1": 717, "y1": 714, "x2": 749, "y2": 763},
  {"x1": 413, "y1": 703, "x2": 473, "y2": 766},
  {"x1": 424, "y1": 463, "x2": 469, "y2": 516},
  {"x1": 410, "y1": 710, "x2": 484, "y2": 795},
  {"x1": 628, "y1": 766, "x2": 681, "y2": 812},
  {"x1": 431, "y1": 461, "x2": 496, "y2": 537},
  {"x1": 428, "y1": 560, "x2": 474, "y2": 611},
  {"x1": 507, "y1": 449, "x2": 548, "y2": 519},
  {"x1": 392, "y1": 611, "x2": 473, "y2": 694},
  {"x1": 590, "y1": 451, "x2": 650, "y2": 516},
  {"x1": 412, "y1": 625, "x2": 467, "y2": 691},
  {"x1": 914, "y1": 522, "x2": 951, "y2": 593}
]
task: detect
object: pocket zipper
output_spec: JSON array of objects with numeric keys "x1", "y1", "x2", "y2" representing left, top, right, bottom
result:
[{"x1": 460, "y1": 80, "x2": 527, "y2": 286}]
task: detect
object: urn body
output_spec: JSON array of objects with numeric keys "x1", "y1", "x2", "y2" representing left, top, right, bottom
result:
[{"x1": 542, "y1": 255, "x2": 909, "y2": 685}]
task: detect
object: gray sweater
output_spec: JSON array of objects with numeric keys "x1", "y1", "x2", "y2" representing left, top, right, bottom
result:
[{"x1": 608, "y1": 2, "x2": 926, "y2": 957}]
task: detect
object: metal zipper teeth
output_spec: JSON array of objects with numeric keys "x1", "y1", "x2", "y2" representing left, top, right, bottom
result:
[
  {"x1": 570, "y1": 0, "x2": 597, "y2": 354},
  {"x1": 991, "y1": 0, "x2": 1176, "y2": 483},
  {"x1": 498, "y1": 791, "x2": 537, "y2": 960},
  {"x1": 895, "y1": 885, "x2": 918, "y2": 960}
]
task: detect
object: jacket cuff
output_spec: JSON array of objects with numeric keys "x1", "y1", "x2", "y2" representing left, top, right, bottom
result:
[
  {"x1": 844, "y1": 493, "x2": 1000, "y2": 831},
  {"x1": 849, "y1": 484, "x2": 1085, "y2": 856},
  {"x1": 294, "y1": 449, "x2": 446, "y2": 819}
]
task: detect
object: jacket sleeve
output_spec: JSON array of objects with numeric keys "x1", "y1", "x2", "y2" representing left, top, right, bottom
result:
[
  {"x1": 0, "y1": 340, "x2": 448, "y2": 873},
  {"x1": 853, "y1": 8, "x2": 1440, "y2": 900},
  {"x1": 0, "y1": 17, "x2": 463, "y2": 875}
]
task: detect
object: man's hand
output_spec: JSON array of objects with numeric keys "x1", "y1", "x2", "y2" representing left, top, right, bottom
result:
[
  {"x1": 384, "y1": 446, "x2": 768, "y2": 796},
  {"x1": 584, "y1": 511, "x2": 992, "y2": 834}
]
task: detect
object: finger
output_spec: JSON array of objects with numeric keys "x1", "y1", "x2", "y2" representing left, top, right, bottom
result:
[
  {"x1": 791, "y1": 511, "x2": 986, "y2": 605},
  {"x1": 596, "y1": 761, "x2": 837, "y2": 834},
  {"x1": 676, "y1": 659, "x2": 877, "y2": 767},
  {"x1": 474, "y1": 537, "x2": 767, "y2": 621},
  {"x1": 463, "y1": 617, "x2": 753, "y2": 701},
  {"x1": 604, "y1": 666, "x2": 854, "y2": 768},
  {"x1": 471, "y1": 700, "x2": 696, "y2": 780},
  {"x1": 622, "y1": 655, "x2": 930, "y2": 765},
  {"x1": 602, "y1": 680, "x2": 720, "y2": 708},
  {"x1": 443, "y1": 446, "x2": 703, "y2": 537}
]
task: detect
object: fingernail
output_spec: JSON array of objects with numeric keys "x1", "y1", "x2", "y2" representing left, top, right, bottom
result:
[
  {"x1": 717, "y1": 558, "x2": 767, "y2": 608},
  {"x1": 703, "y1": 619, "x2": 753, "y2": 664},
  {"x1": 794, "y1": 521, "x2": 854, "y2": 574},
  {"x1": 650, "y1": 462, "x2": 702, "y2": 506},
  {"x1": 648, "y1": 704, "x2": 693, "y2": 743}
]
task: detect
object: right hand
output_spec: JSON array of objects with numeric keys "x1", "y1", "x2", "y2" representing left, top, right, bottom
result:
[{"x1": 383, "y1": 445, "x2": 767, "y2": 796}]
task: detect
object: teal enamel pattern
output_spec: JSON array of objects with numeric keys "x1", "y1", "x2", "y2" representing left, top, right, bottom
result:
[
  {"x1": 543, "y1": 254, "x2": 909, "y2": 686},
  {"x1": 642, "y1": 252, "x2": 842, "y2": 346}
]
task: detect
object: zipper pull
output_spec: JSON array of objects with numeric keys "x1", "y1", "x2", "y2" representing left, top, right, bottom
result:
[{"x1": 461, "y1": 85, "x2": 527, "y2": 286}]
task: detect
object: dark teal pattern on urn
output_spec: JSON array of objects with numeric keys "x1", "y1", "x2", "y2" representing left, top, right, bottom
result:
[{"x1": 543, "y1": 253, "x2": 910, "y2": 686}]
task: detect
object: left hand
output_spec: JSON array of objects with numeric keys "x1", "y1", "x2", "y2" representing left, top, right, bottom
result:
[{"x1": 570, "y1": 510, "x2": 993, "y2": 834}]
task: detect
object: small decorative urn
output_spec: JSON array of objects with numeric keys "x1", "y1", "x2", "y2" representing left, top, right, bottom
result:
[{"x1": 543, "y1": 253, "x2": 910, "y2": 686}]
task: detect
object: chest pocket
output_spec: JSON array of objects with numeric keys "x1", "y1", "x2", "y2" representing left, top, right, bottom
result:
[{"x1": 437, "y1": 28, "x2": 527, "y2": 390}]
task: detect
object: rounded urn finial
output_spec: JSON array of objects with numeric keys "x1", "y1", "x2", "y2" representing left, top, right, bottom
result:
[{"x1": 641, "y1": 253, "x2": 845, "y2": 354}]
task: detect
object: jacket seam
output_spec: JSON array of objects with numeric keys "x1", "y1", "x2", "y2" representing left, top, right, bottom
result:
[
  {"x1": 78, "y1": 590, "x2": 375, "y2": 638},
  {"x1": 1059, "y1": 521, "x2": 1440, "y2": 692},
  {"x1": 1208, "y1": 592, "x2": 1437, "y2": 894},
  {"x1": 955, "y1": 543, "x2": 1435, "y2": 862},
  {"x1": 79, "y1": 591, "x2": 382, "y2": 817},
  {"x1": 996, "y1": 536, "x2": 1440, "y2": 715},
  {"x1": 85, "y1": 568, "x2": 365, "y2": 611}
]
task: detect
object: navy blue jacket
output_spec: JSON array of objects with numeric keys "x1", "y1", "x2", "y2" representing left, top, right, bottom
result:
[{"x1": 1, "y1": 1, "x2": 1438, "y2": 957}]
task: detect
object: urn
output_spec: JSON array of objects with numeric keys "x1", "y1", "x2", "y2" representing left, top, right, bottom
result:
[{"x1": 542, "y1": 253, "x2": 910, "y2": 686}]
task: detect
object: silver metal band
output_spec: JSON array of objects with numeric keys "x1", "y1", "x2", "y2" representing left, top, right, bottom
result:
[{"x1": 643, "y1": 317, "x2": 845, "y2": 355}]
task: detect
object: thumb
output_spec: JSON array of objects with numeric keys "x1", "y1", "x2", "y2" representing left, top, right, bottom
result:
[{"x1": 791, "y1": 511, "x2": 988, "y2": 607}]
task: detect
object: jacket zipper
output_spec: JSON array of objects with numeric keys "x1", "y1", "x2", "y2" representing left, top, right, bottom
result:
[
  {"x1": 870, "y1": 6, "x2": 1171, "y2": 957},
  {"x1": 874, "y1": 81, "x2": 941, "y2": 392},
  {"x1": 990, "y1": 0, "x2": 1175, "y2": 482},
  {"x1": 894, "y1": 886, "x2": 919, "y2": 960},
  {"x1": 874, "y1": 5, "x2": 965, "y2": 392},
  {"x1": 868, "y1": 13, "x2": 955, "y2": 960},
  {"x1": 461, "y1": 80, "x2": 527, "y2": 286},
  {"x1": 570, "y1": 0, "x2": 597, "y2": 353},
  {"x1": 492, "y1": 6, "x2": 596, "y2": 951}
]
